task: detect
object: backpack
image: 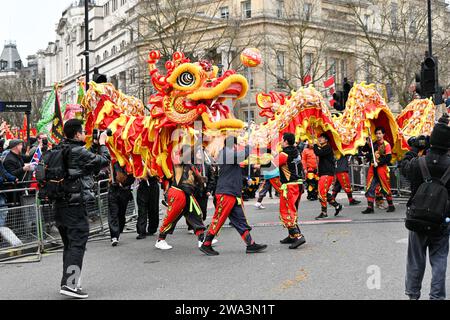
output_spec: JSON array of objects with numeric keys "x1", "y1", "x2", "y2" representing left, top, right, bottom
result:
[
  {"x1": 405, "y1": 157, "x2": 450, "y2": 235},
  {"x1": 35, "y1": 144, "x2": 70, "y2": 201}
]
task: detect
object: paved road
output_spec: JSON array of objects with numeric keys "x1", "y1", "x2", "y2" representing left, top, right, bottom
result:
[{"x1": 0, "y1": 192, "x2": 447, "y2": 300}]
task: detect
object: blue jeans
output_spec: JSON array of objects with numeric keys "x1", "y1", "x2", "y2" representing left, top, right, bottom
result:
[
  {"x1": 0, "y1": 194, "x2": 7, "y2": 227},
  {"x1": 405, "y1": 231, "x2": 449, "y2": 300}
]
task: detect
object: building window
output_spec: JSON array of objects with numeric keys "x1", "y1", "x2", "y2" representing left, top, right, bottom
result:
[
  {"x1": 130, "y1": 69, "x2": 136, "y2": 84},
  {"x1": 244, "y1": 110, "x2": 255, "y2": 123},
  {"x1": 276, "y1": 51, "x2": 285, "y2": 85},
  {"x1": 327, "y1": 57, "x2": 336, "y2": 78},
  {"x1": 96, "y1": 55, "x2": 101, "y2": 64},
  {"x1": 242, "y1": 1, "x2": 251, "y2": 19},
  {"x1": 121, "y1": 0, "x2": 127, "y2": 5},
  {"x1": 0, "y1": 60, "x2": 6, "y2": 70},
  {"x1": 220, "y1": 6, "x2": 230, "y2": 19},
  {"x1": 391, "y1": 2, "x2": 398, "y2": 31},
  {"x1": 304, "y1": 53, "x2": 313, "y2": 73},
  {"x1": 120, "y1": 40, "x2": 126, "y2": 50},
  {"x1": 81, "y1": 58, "x2": 84, "y2": 71},
  {"x1": 276, "y1": 0, "x2": 284, "y2": 18},
  {"x1": 303, "y1": 3, "x2": 312, "y2": 21},
  {"x1": 364, "y1": 14, "x2": 370, "y2": 30},
  {"x1": 104, "y1": 2, "x2": 110, "y2": 16},
  {"x1": 103, "y1": 51, "x2": 109, "y2": 60},
  {"x1": 112, "y1": 0, "x2": 118, "y2": 12},
  {"x1": 111, "y1": 46, "x2": 117, "y2": 55}
]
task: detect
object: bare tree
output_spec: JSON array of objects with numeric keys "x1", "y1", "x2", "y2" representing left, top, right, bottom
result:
[
  {"x1": 264, "y1": 0, "x2": 344, "y2": 94},
  {"x1": 114, "y1": 0, "x2": 260, "y2": 98},
  {"x1": 348, "y1": 0, "x2": 450, "y2": 106},
  {"x1": 0, "y1": 73, "x2": 45, "y2": 128}
]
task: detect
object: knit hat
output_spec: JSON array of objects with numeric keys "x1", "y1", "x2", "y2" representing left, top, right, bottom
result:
[
  {"x1": 8, "y1": 139, "x2": 24, "y2": 149},
  {"x1": 430, "y1": 113, "x2": 450, "y2": 150}
]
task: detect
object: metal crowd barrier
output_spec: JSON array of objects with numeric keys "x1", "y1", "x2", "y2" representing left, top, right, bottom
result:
[
  {"x1": 1, "y1": 180, "x2": 138, "y2": 263},
  {"x1": 0, "y1": 188, "x2": 42, "y2": 263},
  {"x1": 348, "y1": 163, "x2": 411, "y2": 198}
]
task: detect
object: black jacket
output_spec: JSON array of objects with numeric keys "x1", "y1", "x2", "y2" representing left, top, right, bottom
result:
[
  {"x1": 399, "y1": 148, "x2": 450, "y2": 203},
  {"x1": 279, "y1": 146, "x2": 302, "y2": 184},
  {"x1": 314, "y1": 144, "x2": 336, "y2": 177},
  {"x1": 60, "y1": 139, "x2": 111, "y2": 205},
  {"x1": 3, "y1": 151, "x2": 30, "y2": 181},
  {"x1": 215, "y1": 146, "x2": 250, "y2": 197}
]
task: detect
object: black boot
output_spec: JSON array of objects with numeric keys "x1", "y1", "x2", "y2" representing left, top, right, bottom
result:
[
  {"x1": 246, "y1": 243, "x2": 268, "y2": 254},
  {"x1": 349, "y1": 199, "x2": 361, "y2": 206},
  {"x1": 362, "y1": 201, "x2": 375, "y2": 214},
  {"x1": 387, "y1": 206, "x2": 395, "y2": 212},
  {"x1": 200, "y1": 244, "x2": 219, "y2": 256},
  {"x1": 289, "y1": 235, "x2": 306, "y2": 249},
  {"x1": 334, "y1": 203, "x2": 343, "y2": 216},
  {"x1": 280, "y1": 236, "x2": 295, "y2": 244}
]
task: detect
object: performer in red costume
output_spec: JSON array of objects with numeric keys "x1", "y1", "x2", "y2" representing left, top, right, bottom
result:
[
  {"x1": 199, "y1": 136, "x2": 267, "y2": 256},
  {"x1": 273, "y1": 133, "x2": 306, "y2": 249},
  {"x1": 155, "y1": 145, "x2": 206, "y2": 250},
  {"x1": 361, "y1": 127, "x2": 396, "y2": 214},
  {"x1": 314, "y1": 133, "x2": 343, "y2": 220},
  {"x1": 331, "y1": 155, "x2": 361, "y2": 206}
]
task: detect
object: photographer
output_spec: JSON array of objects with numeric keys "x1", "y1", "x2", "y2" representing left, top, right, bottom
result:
[
  {"x1": 399, "y1": 114, "x2": 450, "y2": 300},
  {"x1": 55, "y1": 119, "x2": 111, "y2": 299}
]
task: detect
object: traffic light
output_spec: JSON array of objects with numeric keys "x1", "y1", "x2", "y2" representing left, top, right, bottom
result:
[
  {"x1": 343, "y1": 78, "x2": 352, "y2": 107},
  {"x1": 93, "y1": 67, "x2": 107, "y2": 84},
  {"x1": 415, "y1": 72, "x2": 422, "y2": 97},
  {"x1": 417, "y1": 56, "x2": 438, "y2": 99},
  {"x1": 333, "y1": 91, "x2": 345, "y2": 111}
]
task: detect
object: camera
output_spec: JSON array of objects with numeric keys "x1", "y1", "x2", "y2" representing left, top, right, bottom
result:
[
  {"x1": 407, "y1": 135, "x2": 430, "y2": 151},
  {"x1": 92, "y1": 128, "x2": 113, "y2": 141}
]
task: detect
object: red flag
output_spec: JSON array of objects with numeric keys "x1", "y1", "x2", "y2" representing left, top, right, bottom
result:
[
  {"x1": 329, "y1": 87, "x2": 336, "y2": 96},
  {"x1": 329, "y1": 98, "x2": 336, "y2": 107},
  {"x1": 324, "y1": 76, "x2": 335, "y2": 89},
  {"x1": 303, "y1": 74, "x2": 312, "y2": 86}
]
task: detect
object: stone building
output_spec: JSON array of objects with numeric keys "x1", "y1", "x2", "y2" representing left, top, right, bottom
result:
[{"x1": 40, "y1": 0, "x2": 450, "y2": 121}]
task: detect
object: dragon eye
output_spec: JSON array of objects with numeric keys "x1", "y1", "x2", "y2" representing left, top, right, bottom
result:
[{"x1": 177, "y1": 72, "x2": 195, "y2": 87}]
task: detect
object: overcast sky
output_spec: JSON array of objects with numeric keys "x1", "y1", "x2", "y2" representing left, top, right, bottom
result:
[
  {"x1": 1, "y1": 0, "x2": 450, "y2": 66},
  {"x1": 0, "y1": 0, "x2": 73, "y2": 65}
]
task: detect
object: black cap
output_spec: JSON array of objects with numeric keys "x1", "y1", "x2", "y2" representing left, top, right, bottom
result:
[{"x1": 8, "y1": 139, "x2": 24, "y2": 149}]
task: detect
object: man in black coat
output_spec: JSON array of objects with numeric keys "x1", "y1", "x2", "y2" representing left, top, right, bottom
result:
[
  {"x1": 3, "y1": 140, "x2": 33, "y2": 205},
  {"x1": 399, "y1": 114, "x2": 450, "y2": 300},
  {"x1": 107, "y1": 162, "x2": 135, "y2": 246},
  {"x1": 55, "y1": 119, "x2": 111, "y2": 299},
  {"x1": 136, "y1": 174, "x2": 160, "y2": 240}
]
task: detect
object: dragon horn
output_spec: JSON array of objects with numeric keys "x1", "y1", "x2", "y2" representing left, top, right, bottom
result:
[{"x1": 148, "y1": 50, "x2": 161, "y2": 78}]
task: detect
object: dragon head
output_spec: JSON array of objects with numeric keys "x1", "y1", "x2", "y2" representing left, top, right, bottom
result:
[{"x1": 147, "y1": 51, "x2": 248, "y2": 131}]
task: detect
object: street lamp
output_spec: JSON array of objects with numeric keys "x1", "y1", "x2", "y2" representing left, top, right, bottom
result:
[{"x1": 84, "y1": 0, "x2": 90, "y2": 91}]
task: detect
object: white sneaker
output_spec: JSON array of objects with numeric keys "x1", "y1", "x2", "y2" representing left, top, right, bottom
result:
[
  {"x1": 155, "y1": 240, "x2": 173, "y2": 250},
  {"x1": 111, "y1": 238, "x2": 119, "y2": 247},
  {"x1": 255, "y1": 203, "x2": 265, "y2": 210},
  {"x1": 188, "y1": 230, "x2": 195, "y2": 235}
]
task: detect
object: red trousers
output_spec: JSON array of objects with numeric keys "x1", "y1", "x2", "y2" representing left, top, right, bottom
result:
[
  {"x1": 207, "y1": 194, "x2": 252, "y2": 237},
  {"x1": 365, "y1": 165, "x2": 392, "y2": 202},
  {"x1": 269, "y1": 177, "x2": 282, "y2": 194},
  {"x1": 159, "y1": 187, "x2": 205, "y2": 236},
  {"x1": 279, "y1": 184, "x2": 302, "y2": 229},
  {"x1": 334, "y1": 172, "x2": 352, "y2": 194},
  {"x1": 318, "y1": 175, "x2": 335, "y2": 209}
]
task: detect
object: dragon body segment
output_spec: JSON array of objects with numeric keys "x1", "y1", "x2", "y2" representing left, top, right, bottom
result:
[{"x1": 83, "y1": 51, "x2": 436, "y2": 179}]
